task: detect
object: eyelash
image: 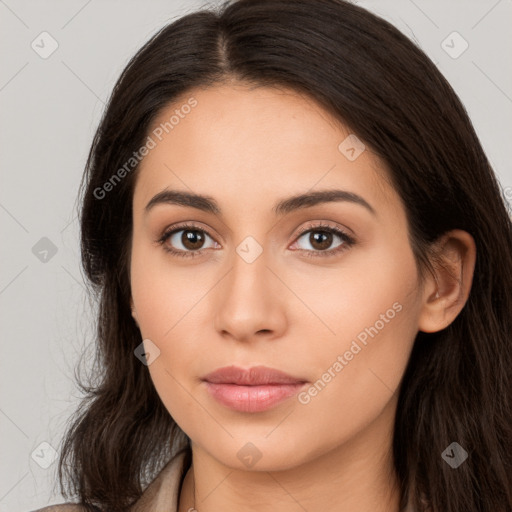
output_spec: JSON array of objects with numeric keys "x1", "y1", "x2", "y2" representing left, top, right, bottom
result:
[{"x1": 156, "y1": 222, "x2": 356, "y2": 259}]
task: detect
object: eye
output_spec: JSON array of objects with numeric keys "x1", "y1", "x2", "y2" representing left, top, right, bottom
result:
[
  {"x1": 290, "y1": 222, "x2": 356, "y2": 258},
  {"x1": 156, "y1": 223, "x2": 218, "y2": 258},
  {"x1": 156, "y1": 221, "x2": 356, "y2": 259}
]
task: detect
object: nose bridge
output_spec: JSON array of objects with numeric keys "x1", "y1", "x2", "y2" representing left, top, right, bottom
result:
[
  {"x1": 228, "y1": 233, "x2": 272, "y2": 300},
  {"x1": 224, "y1": 212, "x2": 274, "y2": 285},
  {"x1": 213, "y1": 231, "x2": 286, "y2": 340}
]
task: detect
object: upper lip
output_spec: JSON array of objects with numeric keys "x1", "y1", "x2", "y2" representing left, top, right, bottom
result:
[{"x1": 202, "y1": 365, "x2": 307, "y2": 386}]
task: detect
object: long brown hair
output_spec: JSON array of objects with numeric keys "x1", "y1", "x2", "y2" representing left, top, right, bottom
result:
[{"x1": 58, "y1": 1, "x2": 512, "y2": 510}]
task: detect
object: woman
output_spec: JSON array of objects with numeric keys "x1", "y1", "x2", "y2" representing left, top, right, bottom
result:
[{"x1": 32, "y1": 0, "x2": 512, "y2": 511}]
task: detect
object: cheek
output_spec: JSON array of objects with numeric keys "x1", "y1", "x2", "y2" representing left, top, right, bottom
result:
[
  {"x1": 130, "y1": 238, "x2": 205, "y2": 337},
  {"x1": 288, "y1": 235, "x2": 418, "y2": 351},
  {"x1": 293, "y1": 305, "x2": 415, "y2": 460},
  {"x1": 130, "y1": 241, "x2": 210, "y2": 399},
  {"x1": 292, "y1": 241, "x2": 419, "y2": 412}
]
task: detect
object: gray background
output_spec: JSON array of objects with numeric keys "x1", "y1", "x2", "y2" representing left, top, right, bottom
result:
[{"x1": 1, "y1": 0, "x2": 511, "y2": 510}]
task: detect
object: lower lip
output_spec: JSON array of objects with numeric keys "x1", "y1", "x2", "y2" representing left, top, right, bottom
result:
[{"x1": 203, "y1": 381, "x2": 306, "y2": 412}]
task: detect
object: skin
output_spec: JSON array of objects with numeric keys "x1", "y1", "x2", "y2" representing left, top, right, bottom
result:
[{"x1": 129, "y1": 82, "x2": 476, "y2": 512}]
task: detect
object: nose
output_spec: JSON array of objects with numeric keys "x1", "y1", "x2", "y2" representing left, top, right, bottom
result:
[{"x1": 213, "y1": 242, "x2": 287, "y2": 344}]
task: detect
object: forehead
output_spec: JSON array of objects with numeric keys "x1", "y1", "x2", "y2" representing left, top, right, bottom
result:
[{"x1": 133, "y1": 83, "x2": 399, "y2": 218}]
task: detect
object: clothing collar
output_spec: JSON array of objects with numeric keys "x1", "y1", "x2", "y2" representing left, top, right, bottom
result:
[{"x1": 130, "y1": 450, "x2": 190, "y2": 512}]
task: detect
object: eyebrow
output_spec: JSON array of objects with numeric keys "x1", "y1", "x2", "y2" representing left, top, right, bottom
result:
[{"x1": 144, "y1": 188, "x2": 376, "y2": 217}]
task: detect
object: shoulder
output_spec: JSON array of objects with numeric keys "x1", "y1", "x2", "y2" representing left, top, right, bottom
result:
[
  {"x1": 30, "y1": 450, "x2": 191, "y2": 512},
  {"x1": 30, "y1": 505, "x2": 92, "y2": 512},
  {"x1": 31, "y1": 450, "x2": 190, "y2": 512}
]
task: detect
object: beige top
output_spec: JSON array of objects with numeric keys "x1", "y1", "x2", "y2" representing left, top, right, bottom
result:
[{"x1": 31, "y1": 449, "x2": 190, "y2": 512}]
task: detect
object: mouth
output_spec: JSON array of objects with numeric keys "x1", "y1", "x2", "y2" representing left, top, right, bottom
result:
[{"x1": 201, "y1": 365, "x2": 308, "y2": 413}]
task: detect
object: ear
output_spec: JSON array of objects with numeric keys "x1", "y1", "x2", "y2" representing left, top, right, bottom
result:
[
  {"x1": 130, "y1": 297, "x2": 139, "y2": 327},
  {"x1": 418, "y1": 229, "x2": 476, "y2": 333}
]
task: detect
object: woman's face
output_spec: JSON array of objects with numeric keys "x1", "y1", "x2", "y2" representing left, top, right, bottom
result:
[{"x1": 130, "y1": 83, "x2": 424, "y2": 471}]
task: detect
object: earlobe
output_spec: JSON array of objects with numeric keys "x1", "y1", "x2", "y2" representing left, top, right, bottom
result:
[
  {"x1": 417, "y1": 230, "x2": 476, "y2": 334},
  {"x1": 130, "y1": 298, "x2": 139, "y2": 327}
]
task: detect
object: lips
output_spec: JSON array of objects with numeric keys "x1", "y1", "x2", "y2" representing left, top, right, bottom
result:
[
  {"x1": 202, "y1": 365, "x2": 307, "y2": 386},
  {"x1": 202, "y1": 365, "x2": 308, "y2": 413}
]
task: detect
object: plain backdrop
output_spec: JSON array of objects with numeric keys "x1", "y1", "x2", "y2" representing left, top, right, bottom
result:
[{"x1": 1, "y1": 0, "x2": 511, "y2": 510}]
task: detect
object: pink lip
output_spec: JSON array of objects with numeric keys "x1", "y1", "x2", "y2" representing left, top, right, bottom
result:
[{"x1": 202, "y1": 365, "x2": 308, "y2": 413}]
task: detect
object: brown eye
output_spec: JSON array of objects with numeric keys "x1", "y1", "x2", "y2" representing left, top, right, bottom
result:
[
  {"x1": 291, "y1": 223, "x2": 356, "y2": 258},
  {"x1": 180, "y1": 229, "x2": 206, "y2": 250},
  {"x1": 157, "y1": 224, "x2": 217, "y2": 258},
  {"x1": 307, "y1": 231, "x2": 335, "y2": 251},
  {"x1": 295, "y1": 228, "x2": 344, "y2": 252}
]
